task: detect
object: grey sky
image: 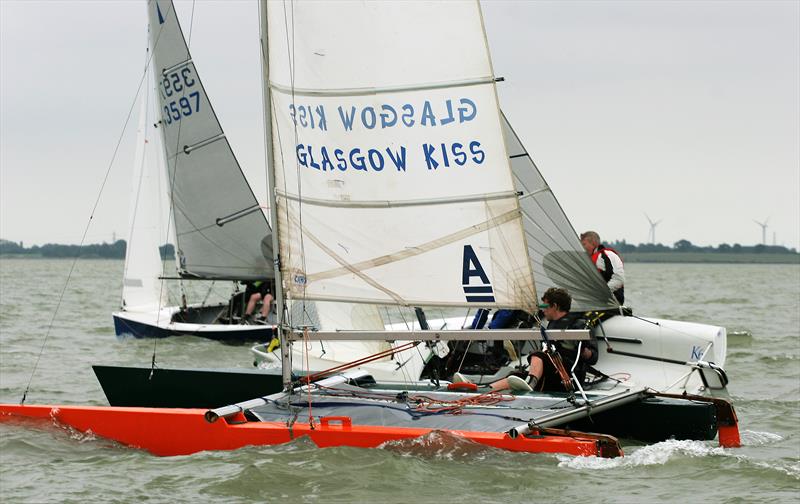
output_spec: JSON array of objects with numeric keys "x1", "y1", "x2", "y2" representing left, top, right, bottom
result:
[{"x1": 1, "y1": 0, "x2": 798, "y2": 250}]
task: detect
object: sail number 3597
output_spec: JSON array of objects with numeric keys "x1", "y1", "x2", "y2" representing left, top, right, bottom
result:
[{"x1": 159, "y1": 68, "x2": 201, "y2": 125}]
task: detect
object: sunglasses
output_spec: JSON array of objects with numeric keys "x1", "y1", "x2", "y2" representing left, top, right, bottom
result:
[{"x1": 537, "y1": 303, "x2": 550, "y2": 309}]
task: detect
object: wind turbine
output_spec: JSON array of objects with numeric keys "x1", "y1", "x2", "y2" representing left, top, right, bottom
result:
[
  {"x1": 754, "y1": 217, "x2": 769, "y2": 245},
  {"x1": 645, "y1": 213, "x2": 661, "y2": 244}
]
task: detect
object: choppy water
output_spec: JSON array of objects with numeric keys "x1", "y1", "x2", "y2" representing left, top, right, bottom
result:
[{"x1": 1, "y1": 259, "x2": 798, "y2": 503}]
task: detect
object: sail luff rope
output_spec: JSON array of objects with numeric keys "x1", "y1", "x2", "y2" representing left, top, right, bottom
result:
[{"x1": 19, "y1": 1, "x2": 173, "y2": 404}]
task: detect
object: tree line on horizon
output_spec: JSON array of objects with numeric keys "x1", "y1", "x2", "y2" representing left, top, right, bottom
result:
[
  {"x1": 0, "y1": 239, "x2": 174, "y2": 259},
  {"x1": 609, "y1": 239, "x2": 797, "y2": 255},
  {"x1": 0, "y1": 238, "x2": 796, "y2": 259}
]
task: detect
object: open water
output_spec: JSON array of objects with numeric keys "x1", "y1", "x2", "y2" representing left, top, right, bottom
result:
[{"x1": 0, "y1": 259, "x2": 798, "y2": 503}]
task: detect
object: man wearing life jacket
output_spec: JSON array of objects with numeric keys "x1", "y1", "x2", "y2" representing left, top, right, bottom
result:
[
  {"x1": 453, "y1": 287, "x2": 597, "y2": 392},
  {"x1": 580, "y1": 231, "x2": 625, "y2": 304}
]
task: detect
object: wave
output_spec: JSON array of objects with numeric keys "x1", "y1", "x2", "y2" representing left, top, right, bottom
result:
[
  {"x1": 726, "y1": 330, "x2": 753, "y2": 346},
  {"x1": 758, "y1": 353, "x2": 799, "y2": 364},
  {"x1": 739, "y1": 429, "x2": 783, "y2": 446},
  {"x1": 379, "y1": 429, "x2": 498, "y2": 461},
  {"x1": 556, "y1": 439, "x2": 729, "y2": 469},
  {"x1": 707, "y1": 298, "x2": 751, "y2": 304}
]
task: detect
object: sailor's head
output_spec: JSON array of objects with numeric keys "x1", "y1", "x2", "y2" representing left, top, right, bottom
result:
[
  {"x1": 541, "y1": 287, "x2": 571, "y2": 315},
  {"x1": 580, "y1": 231, "x2": 600, "y2": 255}
]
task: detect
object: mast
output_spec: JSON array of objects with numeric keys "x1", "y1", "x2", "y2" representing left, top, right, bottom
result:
[{"x1": 258, "y1": 0, "x2": 290, "y2": 389}]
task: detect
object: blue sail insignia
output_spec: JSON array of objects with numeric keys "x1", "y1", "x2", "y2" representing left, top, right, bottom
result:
[{"x1": 462, "y1": 245, "x2": 495, "y2": 302}]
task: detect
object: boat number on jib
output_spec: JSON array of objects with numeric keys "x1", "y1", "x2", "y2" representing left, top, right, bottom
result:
[
  {"x1": 462, "y1": 245, "x2": 495, "y2": 303},
  {"x1": 159, "y1": 67, "x2": 201, "y2": 125}
]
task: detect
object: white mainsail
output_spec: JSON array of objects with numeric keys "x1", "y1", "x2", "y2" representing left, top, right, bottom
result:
[
  {"x1": 121, "y1": 71, "x2": 169, "y2": 313},
  {"x1": 265, "y1": 0, "x2": 535, "y2": 311},
  {"x1": 147, "y1": 0, "x2": 273, "y2": 281}
]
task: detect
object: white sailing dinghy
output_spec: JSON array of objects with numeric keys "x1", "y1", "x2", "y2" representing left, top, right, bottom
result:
[
  {"x1": 0, "y1": 1, "x2": 740, "y2": 458},
  {"x1": 112, "y1": 2, "x2": 278, "y2": 342}
]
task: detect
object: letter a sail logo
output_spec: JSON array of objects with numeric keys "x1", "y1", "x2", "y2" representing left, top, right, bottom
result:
[
  {"x1": 156, "y1": 2, "x2": 165, "y2": 24},
  {"x1": 462, "y1": 245, "x2": 495, "y2": 303}
]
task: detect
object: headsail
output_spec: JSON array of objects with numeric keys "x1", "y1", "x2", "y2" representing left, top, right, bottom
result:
[
  {"x1": 121, "y1": 69, "x2": 169, "y2": 312},
  {"x1": 502, "y1": 115, "x2": 619, "y2": 310},
  {"x1": 147, "y1": 0, "x2": 272, "y2": 280},
  {"x1": 265, "y1": 1, "x2": 535, "y2": 311}
]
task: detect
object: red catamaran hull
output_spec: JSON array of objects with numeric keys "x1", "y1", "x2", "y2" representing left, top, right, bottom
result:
[{"x1": 0, "y1": 403, "x2": 621, "y2": 458}]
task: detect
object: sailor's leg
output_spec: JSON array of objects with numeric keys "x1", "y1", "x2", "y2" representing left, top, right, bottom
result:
[
  {"x1": 489, "y1": 378, "x2": 509, "y2": 391},
  {"x1": 245, "y1": 293, "x2": 262, "y2": 316},
  {"x1": 259, "y1": 294, "x2": 274, "y2": 318}
]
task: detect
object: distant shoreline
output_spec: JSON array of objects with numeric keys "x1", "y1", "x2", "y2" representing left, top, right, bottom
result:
[
  {"x1": 623, "y1": 252, "x2": 800, "y2": 264},
  {"x1": 1, "y1": 252, "x2": 798, "y2": 264}
]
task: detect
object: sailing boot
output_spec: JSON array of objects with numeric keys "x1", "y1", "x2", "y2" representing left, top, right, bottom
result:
[{"x1": 508, "y1": 375, "x2": 534, "y2": 392}]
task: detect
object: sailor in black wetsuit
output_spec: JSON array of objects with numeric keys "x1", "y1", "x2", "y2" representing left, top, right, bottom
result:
[{"x1": 474, "y1": 288, "x2": 597, "y2": 392}]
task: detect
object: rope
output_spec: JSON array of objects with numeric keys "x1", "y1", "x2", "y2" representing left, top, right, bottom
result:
[
  {"x1": 409, "y1": 390, "x2": 515, "y2": 414},
  {"x1": 299, "y1": 341, "x2": 421, "y2": 385}
]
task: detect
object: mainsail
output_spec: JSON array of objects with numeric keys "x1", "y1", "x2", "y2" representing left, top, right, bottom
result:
[
  {"x1": 264, "y1": 1, "x2": 535, "y2": 311},
  {"x1": 147, "y1": 1, "x2": 272, "y2": 280},
  {"x1": 503, "y1": 115, "x2": 618, "y2": 310}
]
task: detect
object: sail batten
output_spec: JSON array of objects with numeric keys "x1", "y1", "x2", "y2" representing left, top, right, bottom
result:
[
  {"x1": 276, "y1": 190, "x2": 519, "y2": 209},
  {"x1": 269, "y1": 76, "x2": 497, "y2": 97}
]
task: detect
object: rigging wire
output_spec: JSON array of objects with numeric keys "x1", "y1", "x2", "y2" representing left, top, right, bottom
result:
[
  {"x1": 281, "y1": 0, "x2": 320, "y2": 414},
  {"x1": 19, "y1": 2, "x2": 174, "y2": 404},
  {"x1": 151, "y1": 0, "x2": 197, "y2": 377},
  {"x1": 282, "y1": 0, "x2": 312, "y2": 330}
]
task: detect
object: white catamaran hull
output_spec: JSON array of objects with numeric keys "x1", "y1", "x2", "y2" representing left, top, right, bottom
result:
[{"x1": 251, "y1": 314, "x2": 729, "y2": 396}]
